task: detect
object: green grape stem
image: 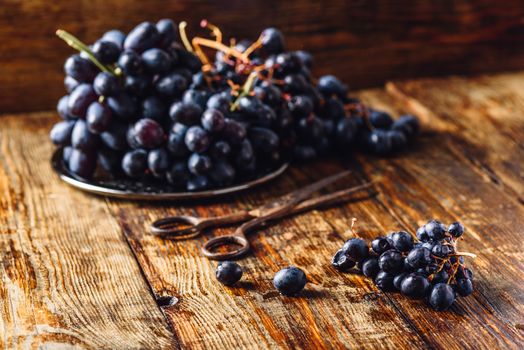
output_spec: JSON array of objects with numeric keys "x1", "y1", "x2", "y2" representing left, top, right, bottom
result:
[
  {"x1": 56, "y1": 29, "x2": 116, "y2": 75},
  {"x1": 230, "y1": 72, "x2": 258, "y2": 112}
]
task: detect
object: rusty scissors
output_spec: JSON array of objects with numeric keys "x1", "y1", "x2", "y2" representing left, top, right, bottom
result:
[{"x1": 150, "y1": 170, "x2": 374, "y2": 260}]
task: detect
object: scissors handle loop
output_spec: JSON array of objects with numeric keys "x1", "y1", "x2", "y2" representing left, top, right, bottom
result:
[{"x1": 202, "y1": 234, "x2": 250, "y2": 260}]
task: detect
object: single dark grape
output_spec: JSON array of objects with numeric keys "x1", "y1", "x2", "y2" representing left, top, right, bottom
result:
[
  {"x1": 405, "y1": 247, "x2": 432, "y2": 269},
  {"x1": 331, "y1": 249, "x2": 356, "y2": 271},
  {"x1": 124, "y1": 21, "x2": 159, "y2": 52},
  {"x1": 448, "y1": 222, "x2": 465, "y2": 238},
  {"x1": 122, "y1": 149, "x2": 148, "y2": 178},
  {"x1": 64, "y1": 55, "x2": 97, "y2": 83},
  {"x1": 361, "y1": 258, "x2": 380, "y2": 278},
  {"x1": 68, "y1": 149, "x2": 96, "y2": 179},
  {"x1": 64, "y1": 76, "x2": 80, "y2": 93},
  {"x1": 155, "y1": 73, "x2": 188, "y2": 98},
  {"x1": 378, "y1": 250, "x2": 404, "y2": 273},
  {"x1": 93, "y1": 72, "x2": 120, "y2": 97},
  {"x1": 341, "y1": 238, "x2": 369, "y2": 263},
  {"x1": 156, "y1": 19, "x2": 177, "y2": 48},
  {"x1": 97, "y1": 147, "x2": 122, "y2": 174},
  {"x1": 216, "y1": 261, "x2": 243, "y2": 286},
  {"x1": 416, "y1": 225, "x2": 430, "y2": 242},
  {"x1": 187, "y1": 153, "x2": 212, "y2": 175},
  {"x1": 133, "y1": 118, "x2": 165, "y2": 149},
  {"x1": 425, "y1": 220, "x2": 447, "y2": 241},
  {"x1": 118, "y1": 50, "x2": 143, "y2": 75},
  {"x1": 183, "y1": 89, "x2": 210, "y2": 110},
  {"x1": 369, "y1": 110, "x2": 393, "y2": 129},
  {"x1": 102, "y1": 29, "x2": 125, "y2": 49},
  {"x1": 86, "y1": 102, "x2": 112, "y2": 134},
  {"x1": 50, "y1": 120, "x2": 75, "y2": 145},
  {"x1": 169, "y1": 101, "x2": 202, "y2": 126},
  {"x1": 57, "y1": 95, "x2": 70, "y2": 119},
  {"x1": 260, "y1": 27, "x2": 285, "y2": 55},
  {"x1": 371, "y1": 237, "x2": 393, "y2": 255},
  {"x1": 185, "y1": 126, "x2": 210, "y2": 153},
  {"x1": 141, "y1": 48, "x2": 172, "y2": 74},
  {"x1": 391, "y1": 231, "x2": 414, "y2": 252},
  {"x1": 317, "y1": 75, "x2": 347, "y2": 97},
  {"x1": 206, "y1": 92, "x2": 232, "y2": 114},
  {"x1": 374, "y1": 270, "x2": 396, "y2": 291},
  {"x1": 400, "y1": 274, "x2": 430, "y2": 299},
  {"x1": 71, "y1": 119, "x2": 99, "y2": 150},
  {"x1": 455, "y1": 278, "x2": 473, "y2": 297},
  {"x1": 92, "y1": 40, "x2": 120, "y2": 64},
  {"x1": 201, "y1": 109, "x2": 225, "y2": 133},
  {"x1": 221, "y1": 119, "x2": 247, "y2": 145},
  {"x1": 429, "y1": 283, "x2": 455, "y2": 311},
  {"x1": 148, "y1": 148, "x2": 172, "y2": 177},
  {"x1": 67, "y1": 84, "x2": 98, "y2": 119},
  {"x1": 273, "y1": 266, "x2": 307, "y2": 296}
]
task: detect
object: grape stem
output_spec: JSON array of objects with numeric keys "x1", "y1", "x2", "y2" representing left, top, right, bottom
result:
[
  {"x1": 230, "y1": 71, "x2": 258, "y2": 111},
  {"x1": 178, "y1": 22, "x2": 194, "y2": 52},
  {"x1": 55, "y1": 29, "x2": 115, "y2": 75}
]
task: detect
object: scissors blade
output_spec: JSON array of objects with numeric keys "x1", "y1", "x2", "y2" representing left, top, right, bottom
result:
[{"x1": 249, "y1": 170, "x2": 352, "y2": 217}]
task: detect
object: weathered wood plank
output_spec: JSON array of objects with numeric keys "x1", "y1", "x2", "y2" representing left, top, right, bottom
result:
[
  {"x1": 352, "y1": 89, "x2": 524, "y2": 349},
  {"x1": 385, "y1": 72, "x2": 524, "y2": 200},
  {"x1": 2, "y1": 1, "x2": 524, "y2": 112},
  {"x1": 108, "y1": 170, "x2": 429, "y2": 349},
  {"x1": 0, "y1": 113, "x2": 177, "y2": 349},
  {"x1": 109, "y1": 75, "x2": 524, "y2": 349}
]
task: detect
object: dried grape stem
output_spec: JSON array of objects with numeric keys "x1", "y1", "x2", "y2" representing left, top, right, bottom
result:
[{"x1": 178, "y1": 22, "x2": 194, "y2": 52}]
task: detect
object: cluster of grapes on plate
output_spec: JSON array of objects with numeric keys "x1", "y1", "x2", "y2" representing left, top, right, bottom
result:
[
  {"x1": 50, "y1": 19, "x2": 420, "y2": 191},
  {"x1": 332, "y1": 219, "x2": 476, "y2": 311}
]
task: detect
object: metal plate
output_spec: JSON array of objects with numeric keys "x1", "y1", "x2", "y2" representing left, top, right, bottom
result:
[{"x1": 51, "y1": 149, "x2": 288, "y2": 201}]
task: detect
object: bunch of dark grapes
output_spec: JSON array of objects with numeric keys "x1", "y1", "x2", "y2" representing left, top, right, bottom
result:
[
  {"x1": 332, "y1": 219, "x2": 475, "y2": 311},
  {"x1": 50, "y1": 20, "x2": 420, "y2": 191}
]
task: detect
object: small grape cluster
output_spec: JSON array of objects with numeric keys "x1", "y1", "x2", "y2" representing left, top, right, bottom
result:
[
  {"x1": 332, "y1": 219, "x2": 475, "y2": 311},
  {"x1": 50, "y1": 19, "x2": 420, "y2": 191}
]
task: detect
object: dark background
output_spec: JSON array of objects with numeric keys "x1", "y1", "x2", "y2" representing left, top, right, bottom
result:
[{"x1": 1, "y1": 0, "x2": 524, "y2": 113}]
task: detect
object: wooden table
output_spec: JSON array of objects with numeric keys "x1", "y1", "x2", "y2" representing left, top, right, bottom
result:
[{"x1": 1, "y1": 72, "x2": 523, "y2": 349}]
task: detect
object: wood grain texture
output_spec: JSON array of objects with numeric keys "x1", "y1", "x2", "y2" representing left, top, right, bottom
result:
[
  {"x1": 1, "y1": 1, "x2": 524, "y2": 112},
  {"x1": 107, "y1": 73, "x2": 524, "y2": 349},
  {"x1": 2, "y1": 71, "x2": 524, "y2": 349},
  {"x1": 0, "y1": 114, "x2": 177, "y2": 349}
]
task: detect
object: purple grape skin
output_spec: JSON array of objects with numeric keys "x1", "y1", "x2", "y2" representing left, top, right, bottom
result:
[
  {"x1": 86, "y1": 102, "x2": 113, "y2": 134},
  {"x1": 67, "y1": 84, "x2": 98, "y2": 119},
  {"x1": 132, "y1": 118, "x2": 165, "y2": 149},
  {"x1": 68, "y1": 148, "x2": 97, "y2": 179},
  {"x1": 50, "y1": 120, "x2": 75, "y2": 145}
]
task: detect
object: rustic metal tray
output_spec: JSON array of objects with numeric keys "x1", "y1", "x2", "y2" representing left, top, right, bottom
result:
[{"x1": 51, "y1": 149, "x2": 288, "y2": 201}]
